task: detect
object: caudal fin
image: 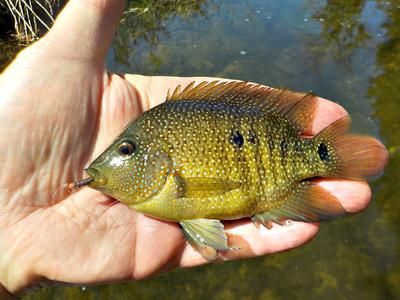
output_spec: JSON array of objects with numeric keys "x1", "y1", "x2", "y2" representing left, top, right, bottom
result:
[{"x1": 315, "y1": 116, "x2": 388, "y2": 180}]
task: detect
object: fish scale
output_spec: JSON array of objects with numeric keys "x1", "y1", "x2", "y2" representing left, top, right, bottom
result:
[{"x1": 85, "y1": 81, "x2": 386, "y2": 259}]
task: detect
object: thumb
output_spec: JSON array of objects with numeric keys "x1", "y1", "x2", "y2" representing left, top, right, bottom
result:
[{"x1": 43, "y1": 0, "x2": 125, "y2": 62}]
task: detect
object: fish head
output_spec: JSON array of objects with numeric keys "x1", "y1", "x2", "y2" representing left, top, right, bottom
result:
[{"x1": 86, "y1": 130, "x2": 171, "y2": 206}]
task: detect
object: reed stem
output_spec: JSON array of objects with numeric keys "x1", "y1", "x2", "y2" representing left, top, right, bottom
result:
[{"x1": 2, "y1": 0, "x2": 60, "y2": 43}]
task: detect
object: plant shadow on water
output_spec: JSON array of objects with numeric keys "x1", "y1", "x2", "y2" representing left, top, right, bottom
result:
[{"x1": 0, "y1": 0, "x2": 394, "y2": 298}]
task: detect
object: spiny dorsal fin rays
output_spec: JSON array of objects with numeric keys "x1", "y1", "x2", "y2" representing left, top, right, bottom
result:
[
  {"x1": 219, "y1": 81, "x2": 249, "y2": 102},
  {"x1": 170, "y1": 84, "x2": 182, "y2": 100},
  {"x1": 286, "y1": 92, "x2": 317, "y2": 132},
  {"x1": 166, "y1": 81, "x2": 318, "y2": 133},
  {"x1": 189, "y1": 81, "x2": 211, "y2": 99},
  {"x1": 219, "y1": 82, "x2": 256, "y2": 103},
  {"x1": 205, "y1": 81, "x2": 232, "y2": 100},
  {"x1": 177, "y1": 81, "x2": 196, "y2": 99},
  {"x1": 269, "y1": 89, "x2": 317, "y2": 133}
]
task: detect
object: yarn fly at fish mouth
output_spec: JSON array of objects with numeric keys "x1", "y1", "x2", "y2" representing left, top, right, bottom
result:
[{"x1": 70, "y1": 81, "x2": 387, "y2": 260}]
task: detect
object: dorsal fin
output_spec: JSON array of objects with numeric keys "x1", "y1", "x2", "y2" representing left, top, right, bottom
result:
[{"x1": 166, "y1": 81, "x2": 317, "y2": 133}]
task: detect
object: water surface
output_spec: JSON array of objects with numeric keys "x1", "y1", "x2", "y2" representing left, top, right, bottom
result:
[{"x1": 15, "y1": 0, "x2": 400, "y2": 298}]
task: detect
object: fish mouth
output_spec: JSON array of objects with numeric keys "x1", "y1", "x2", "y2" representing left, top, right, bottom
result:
[{"x1": 85, "y1": 167, "x2": 108, "y2": 188}]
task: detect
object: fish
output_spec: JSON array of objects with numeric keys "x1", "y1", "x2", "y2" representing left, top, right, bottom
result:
[{"x1": 82, "y1": 81, "x2": 386, "y2": 259}]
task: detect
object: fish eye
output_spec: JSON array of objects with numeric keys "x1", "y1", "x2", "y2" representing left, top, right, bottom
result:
[{"x1": 117, "y1": 141, "x2": 136, "y2": 156}]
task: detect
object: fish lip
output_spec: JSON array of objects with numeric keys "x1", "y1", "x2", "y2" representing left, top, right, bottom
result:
[{"x1": 85, "y1": 167, "x2": 108, "y2": 187}]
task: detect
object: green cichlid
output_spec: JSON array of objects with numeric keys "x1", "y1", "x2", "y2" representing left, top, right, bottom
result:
[{"x1": 85, "y1": 81, "x2": 386, "y2": 259}]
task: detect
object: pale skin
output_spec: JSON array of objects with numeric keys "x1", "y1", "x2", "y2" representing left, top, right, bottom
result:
[{"x1": 0, "y1": 0, "x2": 387, "y2": 297}]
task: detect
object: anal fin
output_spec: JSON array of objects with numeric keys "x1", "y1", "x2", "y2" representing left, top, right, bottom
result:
[
  {"x1": 252, "y1": 213, "x2": 277, "y2": 229},
  {"x1": 252, "y1": 181, "x2": 346, "y2": 228}
]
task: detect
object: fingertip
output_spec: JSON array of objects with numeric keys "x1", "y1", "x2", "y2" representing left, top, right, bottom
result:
[
  {"x1": 45, "y1": 0, "x2": 125, "y2": 61},
  {"x1": 225, "y1": 221, "x2": 320, "y2": 258},
  {"x1": 317, "y1": 180, "x2": 372, "y2": 213},
  {"x1": 311, "y1": 97, "x2": 348, "y2": 135}
]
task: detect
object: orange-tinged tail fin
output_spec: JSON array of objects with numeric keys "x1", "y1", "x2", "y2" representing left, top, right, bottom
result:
[{"x1": 315, "y1": 116, "x2": 388, "y2": 180}]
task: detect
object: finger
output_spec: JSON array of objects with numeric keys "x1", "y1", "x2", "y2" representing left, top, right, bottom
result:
[
  {"x1": 43, "y1": 0, "x2": 125, "y2": 62},
  {"x1": 317, "y1": 179, "x2": 371, "y2": 213},
  {"x1": 179, "y1": 221, "x2": 319, "y2": 267},
  {"x1": 310, "y1": 98, "x2": 348, "y2": 134},
  {"x1": 124, "y1": 75, "x2": 348, "y2": 134}
]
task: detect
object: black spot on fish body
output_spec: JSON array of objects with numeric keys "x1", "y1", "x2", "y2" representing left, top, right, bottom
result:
[
  {"x1": 318, "y1": 143, "x2": 330, "y2": 161},
  {"x1": 230, "y1": 130, "x2": 244, "y2": 148}
]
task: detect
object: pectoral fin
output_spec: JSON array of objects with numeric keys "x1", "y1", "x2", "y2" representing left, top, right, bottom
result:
[
  {"x1": 180, "y1": 219, "x2": 231, "y2": 260},
  {"x1": 180, "y1": 177, "x2": 241, "y2": 198}
]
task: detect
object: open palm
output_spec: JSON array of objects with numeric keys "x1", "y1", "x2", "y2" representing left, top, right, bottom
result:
[{"x1": 0, "y1": 0, "x2": 386, "y2": 295}]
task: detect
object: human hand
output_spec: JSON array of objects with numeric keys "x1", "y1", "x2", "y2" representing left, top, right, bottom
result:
[{"x1": 0, "y1": 0, "x2": 387, "y2": 296}]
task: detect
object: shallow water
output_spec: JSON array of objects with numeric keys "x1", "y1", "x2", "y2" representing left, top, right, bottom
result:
[{"x1": 7, "y1": 0, "x2": 399, "y2": 298}]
